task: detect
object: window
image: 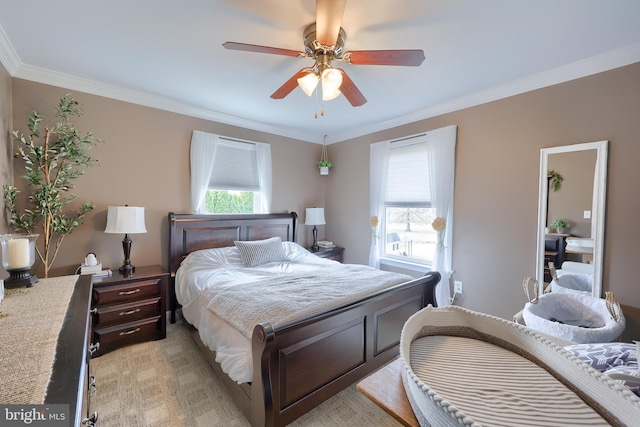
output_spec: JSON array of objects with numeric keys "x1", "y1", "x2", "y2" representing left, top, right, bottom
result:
[
  {"x1": 205, "y1": 190, "x2": 254, "y2": 214},
  {"x1": 205, "y1": 139, "x2": 258, "y2": 214},
  {"x1": 382, "y1": 142, "x2": 436, "y2": 264},
  {"x1": 190, "y1": 131, "x2": 272, "y2": 214},
  {"x1": 370, "y1": 125, "x2": 457, "y2": 306},
  {"x1": 384, "y1": 207, "x2": 437, "y2": 262}
]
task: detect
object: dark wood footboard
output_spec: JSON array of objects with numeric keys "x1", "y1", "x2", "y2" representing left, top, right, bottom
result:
[{"x1": 250, "y1": 272, "x2": 439, "y2": 427}]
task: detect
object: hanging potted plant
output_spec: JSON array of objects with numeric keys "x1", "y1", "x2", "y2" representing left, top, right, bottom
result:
[
  {"x1": 317, "y1": 142, "x2": 332, "y2": 175},
  {"x1": 548, "y1": 169, "x2": 563, "y2": 192}
]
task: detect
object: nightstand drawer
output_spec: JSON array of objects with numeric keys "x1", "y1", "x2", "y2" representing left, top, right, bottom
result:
[
  {"x1": 90, "y1": 265, "x2": 168, "y2": 357},
  {"x1": 310, "y1": 247, "x2": 345, "y2": 263},
  {"x1": 93, "y1": 316, "x2": 162, "y2": 357},
  {"x1": 93, "y1": 297, "x2": 161, "y2": 328},
  {"x1": 92, "y1": 278, "x2": 161, "y2": 306}
]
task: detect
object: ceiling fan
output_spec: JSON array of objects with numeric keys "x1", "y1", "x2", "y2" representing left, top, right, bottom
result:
[{"x1": 223, "y1": 0, "x2": 425, "y2": 108}]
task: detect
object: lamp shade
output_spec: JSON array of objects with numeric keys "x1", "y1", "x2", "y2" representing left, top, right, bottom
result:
[
  {"x1": 305, "y1": 208, "x2": 326, "y2": 226},
  {"x1": 104, "y1": 206, "x2": 147, "y2": 234},
  {"x1": 297, "y1": 71, "x2": 320, "y2": 96}
]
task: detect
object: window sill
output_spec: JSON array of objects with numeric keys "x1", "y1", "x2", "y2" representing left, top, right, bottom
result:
[{"x1": 380, "y1": 257, "x2": 431, "y2": 274}]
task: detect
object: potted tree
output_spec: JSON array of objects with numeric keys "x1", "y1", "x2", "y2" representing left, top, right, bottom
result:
[{"x1": 4, "y1": 94, "x2": 103, "y2": 277}]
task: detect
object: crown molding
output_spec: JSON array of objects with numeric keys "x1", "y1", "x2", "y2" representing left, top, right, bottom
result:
[
  {"x1": 0, "y1": 25, "x2": 21, "y2": 75},
  {"x1": 13, "y1": 63, "x2": 322, "y2": 144},
  {"x1": 328, "y1": 42, "x2": 640, "y2": 144}
]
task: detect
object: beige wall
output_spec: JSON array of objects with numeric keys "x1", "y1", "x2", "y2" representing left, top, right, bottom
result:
[
  {"x1": 8, "y1": 62, "x2": 640, "y2": 340},
  {"x1": 0, "y1": 63, "x2": 11, "y2": 235},
  {"x1": 11, "y1": 79, "x2": 325, "y2": 277},
  {"x1": 328, "y1": 62, "x2": 640, "y2": 340}
]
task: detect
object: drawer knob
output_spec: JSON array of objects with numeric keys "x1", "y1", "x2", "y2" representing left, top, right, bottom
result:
[
  {"x1": 118, "y1": 288, "x2": 140, "y2": 296},
  {"x1": 119, "y1": 308, "x2": 141, "y2": 316},
  {"x1": 88, "y1": 375, "x2": 97, "y2": 396},
  {"x1": 119, "y1": 327, "x2": 141, "y2": 336},
  {"x1": 82, "y1": 411, "x2": 98, "y2": 426},
  {"x1": 89, "y1": 342, "x2": 100, "y2": 355}
]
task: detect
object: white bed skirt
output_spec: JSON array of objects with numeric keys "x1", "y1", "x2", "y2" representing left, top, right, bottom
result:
[{"x1": 400, "y1": 306, "x2": 640, "y2": 426}]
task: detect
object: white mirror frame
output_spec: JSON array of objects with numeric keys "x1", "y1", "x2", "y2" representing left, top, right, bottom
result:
[{"x1": 536, "y1": 140, "x2": 608, "y2": 298}]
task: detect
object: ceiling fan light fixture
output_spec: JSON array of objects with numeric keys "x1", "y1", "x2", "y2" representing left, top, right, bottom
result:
[
  {"x1": 321, "y1": 68, "x2": 342, "y2": 92},
  {"x1": 297, "y1": 71, "x2": 319, "y2": 97},
  {"x1": 322, "y1": 85, "x2": 341, "y2": 101}
]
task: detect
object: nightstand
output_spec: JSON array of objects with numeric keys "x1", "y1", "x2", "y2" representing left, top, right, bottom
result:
[
  {"x1": 309, "y1": 246, "x2": 345, "y2": 263},
  {"x1": 90, "y1": 265, "x2": 168, "y2": 357}
]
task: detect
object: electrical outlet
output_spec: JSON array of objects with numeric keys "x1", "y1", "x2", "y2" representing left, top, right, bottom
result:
[
  {"x1": 584, "y1": 210, "x2": 591, "y2": 219},
  {"x1": 454, "y1": 280, "x2": 463, "y2": 294}
]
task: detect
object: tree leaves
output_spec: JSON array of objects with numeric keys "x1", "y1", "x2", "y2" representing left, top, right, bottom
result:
[{"x1": 3, "y1": 94, "x2": 103, "y2": 277}]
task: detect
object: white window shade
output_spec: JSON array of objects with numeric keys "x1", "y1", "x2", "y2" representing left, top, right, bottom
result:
[
  {"x1": 386, "y1": 142, "x2": 431, "y2": 205},
  {"x1": 209, "y1": 140, "x2": 260, "y2": 191}
]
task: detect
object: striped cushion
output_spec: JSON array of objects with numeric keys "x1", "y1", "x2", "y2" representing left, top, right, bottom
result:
[
  {"x1": 409, "y1": 336, "x2": 610, "y2": 426},
  {"x1": 234, "y1": 237, "x2": 288, "y2": 267}
]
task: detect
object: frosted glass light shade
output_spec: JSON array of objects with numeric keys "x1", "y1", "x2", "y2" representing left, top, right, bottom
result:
[
  {"x1": 322, "y1": 86, "x2": 342, "y2": 101},
  {"x1": 104, "y1": 206, "x2": 147, "y2": 234},
  {"x1": 297, "y1": 72, "x2": 320, "y2": 96},
  {"x1": 322, "y1": 68, "x2": 342, "y2": 91},
  {"x1": 305, "y1": 208, "x2": 326, "y2": 226}
]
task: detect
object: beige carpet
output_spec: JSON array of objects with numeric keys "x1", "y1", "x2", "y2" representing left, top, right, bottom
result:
[{"x1": 92, "y1": 318, "x2": 401, "y2": 427}]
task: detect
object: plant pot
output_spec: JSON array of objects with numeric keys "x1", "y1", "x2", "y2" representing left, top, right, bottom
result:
[
  {"x1": 320, "y1": 166, "x2": 329, "y2": 175},
  {"x1": 556, "y1": 227, "x2": 569, "y2": 234}
]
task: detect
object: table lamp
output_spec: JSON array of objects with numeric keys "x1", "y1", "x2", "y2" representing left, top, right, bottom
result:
[
  {"x1": 104, "y1": 206, "x2": 147, "y2": 275},
  {"x1": 305, "y1": 207, "x2": 325, "y2": 252},
  {"x1": 1, "y1": 233, "x2": 39, "y2": 288}
]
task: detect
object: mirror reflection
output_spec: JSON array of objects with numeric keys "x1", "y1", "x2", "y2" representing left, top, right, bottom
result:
[{"x1": 536, "y1": 141, "x2": 608, "y2": 298}]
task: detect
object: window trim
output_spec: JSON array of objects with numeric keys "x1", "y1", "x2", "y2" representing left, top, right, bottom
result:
[{"x1": 379, "y1": 256, "x2": 431, "y2": 273}]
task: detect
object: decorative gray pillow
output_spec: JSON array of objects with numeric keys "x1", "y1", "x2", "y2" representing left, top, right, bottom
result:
[
  {"x1": 565, "y1": 343, "x2": 636, "y2": 371},
  {"x1": 234, "y1": 237, "x2": 288, "y2": 267}
]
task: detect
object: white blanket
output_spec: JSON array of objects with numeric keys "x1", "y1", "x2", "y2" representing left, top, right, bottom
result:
[
  {"x1": 206, "y1": 264, "x2": 412, "y2": 339},
  {"x1": 176, "y1": 242, "x2": 413, "y2": 383}
]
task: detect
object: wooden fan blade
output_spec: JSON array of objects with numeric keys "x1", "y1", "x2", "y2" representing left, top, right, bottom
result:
[
  {"x1": 336, "y1": 68, "x2": 366, "y2": 107},
  {"x1": 347, "y1": 49, "x2": 425, "y2": 66},
  {"x1": 223, "y1": 41, "x2": 303, "y2": 57},
  {"x1": 316, "y1": 0, "x2": 347, "y2": 46},
  {"x1": 271, "y1": 69, "x2": 311, "y2": 99}
]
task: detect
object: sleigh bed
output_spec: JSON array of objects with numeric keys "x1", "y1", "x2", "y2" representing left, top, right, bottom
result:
[{"x1": 168, "y1": 212, "x2": 440, "y2": 427}]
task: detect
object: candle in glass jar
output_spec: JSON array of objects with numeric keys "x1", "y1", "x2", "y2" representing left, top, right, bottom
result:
[{"x1": 7, "y1": 238, "x2": 30, "y2": 269}]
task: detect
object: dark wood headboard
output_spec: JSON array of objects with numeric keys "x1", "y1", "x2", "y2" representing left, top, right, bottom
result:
[
  {"x1": 167, "y1": 212, "x2": 298, "y2": 323},
  {"x1": 168, "y1": 212, "x2": 298, "y2": 277}
]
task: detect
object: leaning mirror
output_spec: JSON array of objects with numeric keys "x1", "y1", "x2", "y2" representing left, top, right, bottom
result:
[{"x1": 536, "y1": 140, "x2": 608, "y2": 298}]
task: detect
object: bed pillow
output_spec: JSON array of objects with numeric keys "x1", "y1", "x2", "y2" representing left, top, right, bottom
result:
[
  {"x1": 234, "y1": 237, "x2": 288, "y2": 267},
  {"x1": 564, "y1": 343, "x2": 636, "y2": 371}
]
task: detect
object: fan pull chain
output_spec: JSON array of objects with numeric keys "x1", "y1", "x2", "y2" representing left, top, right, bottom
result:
[{"x1": 314, "y1": 85, "x2": 319, "y2": 118}]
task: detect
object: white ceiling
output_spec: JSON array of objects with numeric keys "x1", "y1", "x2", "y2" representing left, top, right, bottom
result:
[{"x1": 1, "y1": 0, "x2": 640, "y2": 144}]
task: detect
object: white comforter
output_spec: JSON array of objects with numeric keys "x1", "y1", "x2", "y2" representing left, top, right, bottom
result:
[{"x1": 176, "y1": 242, "x2": 412, "y2": 383}]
